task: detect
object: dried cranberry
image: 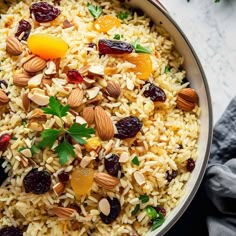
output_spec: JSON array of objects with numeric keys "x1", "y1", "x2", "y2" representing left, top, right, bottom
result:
[
  {"x1": 100, "y1": 197, "x2": 121, "y2": 224},
  {"x1": 0, "y1": 134, "x2": 11, "y2": 152},
  {"x1": 0, "y1": 226, "x2": 23, "y2": 236},
  {"x1": 66, "y1": 69, "x2": 83, "y2": 83},
  {"x1": 30, "y1": 2, "x2": 61, "y2": 23},
  {"x1": 166, "y1": 170, "x2": 178, "y2": 182},
  {"x1": 98, "y1": 39, "x2": 133, "y2": 55},
  {"x1": 143, "y1": 83, "x2": 166, "y2": 102},
  {"x1": 186, "y1": 158, "x2": 195, "y2": 172},
  {"x1": 15, "y1": 20, "x2": 31, "y2": 41},
  {"x1": 0, "y1": 80, "x2": 8, "y2": 89},
  {"x1": 0, "y1": 158, "x2": 8, "y2": 186},
  {"x1": 58, "y1": 171, "x2": 70, "y2": 183},
  {"x1": 156, "y1": 206, "x2": 166, "y2": 217},
  {"x1": 104, "y1": 154, "x2": 121, "y2": 177},
  {"x1": 115, "y1": 116, "x2": 143, "y2": 139},
  {"x1": 23, "y1": 169, "x2": 51, "y2": 194}
]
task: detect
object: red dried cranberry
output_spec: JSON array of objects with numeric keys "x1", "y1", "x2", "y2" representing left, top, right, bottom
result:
[
  {"x1": 0, "y1": 226, "x2": 23, "y2": 236},
  {"x1": 30, "y1": 2, "x2": 61, "y2": 23},
  {"x1": 104, "y1": 154, "x2": 121, "y2": 177},
  {"x1": 23, "y1": 169, "x2": 51, "y2": 194},
  {"x1": 66, "y1": 69, "x2": 83, "y2": 83},
  {"x1": 143, "y1": 83, "x2": 166, "y2": 102},
  {"x1": 98, "y1": 39, "x2": 133, "y2": 55},
  {"x1": 15, "y1": 20, "x2": 31, "y2": 41},
  {"x1": 166, "y1": 170, "x2": 178, "y2": 182},
  {"x1": 100, "y1": 197, "x2": 121, "y2": 224},
  {"x1": 0, "y1": 134, "x2": 11, "y2": 152},
  {"x1": 115, "y1": 116, "x2": 143, "y2": 139},
  {"x1": 156, "y1": 206, "x2": 166, "y2": 217},
  {"x1": 58, "y1": 171, "x2": 70, "y2": 183},
  {"x1": 186, "y1": 158, "x2": 195, "y2": 172},
  {"x1": 0, "y1": 158, "x2": 8, "y2": 186}
]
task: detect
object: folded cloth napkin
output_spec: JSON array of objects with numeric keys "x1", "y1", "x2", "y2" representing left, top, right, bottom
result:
[{"x1": 166, "y1": 96, "x2": 236, "y2": 236}]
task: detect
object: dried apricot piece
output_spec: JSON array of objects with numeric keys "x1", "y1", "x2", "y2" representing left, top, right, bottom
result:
[
  {"x1": 71, "y1": 168, "x2": 94, "y2": 198},
  {"x1": 124, "y1": 53, "x2": 152, "y2": 80},
  {"x1": 94, "y1": 15, "x2": 121, "y2": 33},
  {"x1": 28, "y1": 34, "x2": 68, "y2": 60}
]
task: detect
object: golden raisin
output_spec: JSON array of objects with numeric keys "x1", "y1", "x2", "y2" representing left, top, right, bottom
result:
[{"x1": 94, "y1": 15, "x2": 121, "y2": 33}]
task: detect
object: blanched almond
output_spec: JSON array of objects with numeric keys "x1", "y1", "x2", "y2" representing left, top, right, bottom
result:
[
  {"x1": 6, "y1": 36, "x2": 23, "y2": 56},
  {"x1": 98, "y1": 198, "x2": 110, "y2": 216},
  {"x1": 28, "y1": 88, "x2": 49, "y2": 106},
  {"x1": 0, "y1": 89, "x2": 9, "y2": 105},
  {"x1": 19, "y1": 148, "x2": 32, "y2": 158},
  {"x1": 13, "y1": 73, "x2": 31, "y2": 87},
  {"x1": 75, "y1": 116, "x2": 87, "y2": 125},
  {"x1": 104, "y1": 140, "x2": 114, "y2": 155},
  {"x1": 22, "y1": 93, "x2": 30, "y2": 111},
  {"x1": 94, "y1": 173, "x2": 119, "y2": 190},
  {"x1": 51, "y1": 207, "x2": 76, "y2": 218},
  {"x1": 88, "y1": 65, "x2": 104, "y2": 77},
  {"x1": 94, "y1": 106, "x2": 114, "y2": 141},
  {"x1": 28, "y1": 73, "x2": 43, "y2": 88},
  {"x1": 119, "y1": 152, "x2": 129, "y2": 163},
  {"x1": 87, "y1": 87, "x2": 100, "y2": 99},
  {"x1": 44, "y1": 61, "x2": 56, "y2": 75},
  {"x1": 80, "y1": 156, "x2": 95, "y2": 168},
  {"x1": 106, "y1": 81, "x2": 121, "y2": 98},
  {"x1": 23, "y1": 55, "x2": 47, "y2": 74},
  {"x1": 53, "y1": 182, "x2": 65, "y2": 196},
  {"x1": 133, "y1": 171, "x2": 145, "y2": 186},
  {"x1": 68, "y1": 88, "x2": 83, "y2": 107},
  {"x1": 82, "y1": 107, "x2": 95, "y2": 125}
]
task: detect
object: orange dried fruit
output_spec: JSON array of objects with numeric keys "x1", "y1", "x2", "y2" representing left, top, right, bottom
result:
[
  {"x1": 28, "y1": 34, "x2": 68, "y2": 60},
  {"x1": 94, "y1": 15, "x2": 121, "y2": 33},
  {"x1": 71, "y1": 167, "x2": 94, "y2": 198},
  {"x1": 124, "y1": 53, "x2": 152, "y2": 80}
]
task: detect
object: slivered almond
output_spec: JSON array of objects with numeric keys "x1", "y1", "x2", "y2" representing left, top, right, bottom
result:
[
  {"x1": 13, "y1": 73, "x2": 31, "y2": 87},
  {"x1": 88, "y1": 65, "x2": 104, "y2": 77},
  {"x1": 74, "y1": 144, "x2": 82, "y2": 159},
  {"x1": 75, "y1": 116, "x2": 87, "y2": 125},
  {"x1": 28, "y1": 121, "x2": 44, "y2": 131},
  {"x1": 94, "y1": 173, "x2": 119, "y2": 190},
  {"x1": 104, "y1": 140, "x2": 114, "y2": 155},
  {"x1": 44, "y1": 61, "x2": 56, "y2": 75},
  {"x1": 68, "y1": 88, "x2": 83, "y2": 107},
  {"x1": 94, "y1": 106, "x2": 114, "y2": 141},
  {"x1": 87, "y1": 87, "x2": 100, "y2": 99},
  {"x1": 51, "y1": 207, "x2": 76, "y2": 218},
  {"x1": 0, "y1": 89, "x2": 9, "y2": 105},
  {"x1": 23, "y1": 55, "x2": 47, "y2": 74},
  {"x1": 106, "y1": 81, "x2": 121, "y2": 98},
  {"x1": 28, "y1": 88, "x2": 49, "y2": 106},
  {"x1": 133, "y1": 171, "x2": 145, "y2": 186},
  {"x1": 53, "y1": 182, "x2": 65, "y2": 196},
  {"x1": 119, "y1": 152, "x2": 129, "y2": 163},
  {"x1": 31, "y1": 108, "x2": 46, "y2": 119},
  {"x1": 98, "y1": 198, "x2": 110, "y2": 216},
  {"x1": 20, "y1": 156, "x2": 29, "y2": 167},
  {"x1": 82, "y1": 106, "x2": 95, "y2": 125},
  {"x1": 42, "y1": 78, "x2": 53, "y2": 87},
  {"x1": 22, "y1": 93, "x2": 30, "y2": 111},
  {"x1": 6, "y1": 36, "x2": 23, "y2": 56},
  {"x1": 28, "y1": 73, "x2": 43, "y2": 88},
  {"x1": 80, "y1": 156, "x2": 95, "y2": 168},
  {"x1": 19, "y1": 148, "x2": 32, "y2": 158}
]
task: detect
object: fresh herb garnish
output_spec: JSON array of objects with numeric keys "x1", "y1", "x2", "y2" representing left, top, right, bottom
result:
[
  {"x1": 87, "y1": 3, "x2": 102, "y2": 19},
  {"x1": 132, "y1": 39, "x2": 151, "y2": 54},
  {"x1": 38, "y1": 97, "x2": 95, "y2": 165},
  {"x1": 131, "y1": 204, "x2": 140, "y2": 216},
  {"x1": 151, "y1": 213, "x2": 165, "y2": 231},
  {"x1": 139, "y1": 195, "x2": 149, "y2": 203},
  {"x1": 164, "y1": 66, "x2": 171, "y2": 73},
  {"x1": 145, "y1": 206, "x2": 157, "y2": 220},
  {"x1": 22, "y1": 119, "x2": 27, "y2": 128},
  {"x1": 117, "y1": 11, "x2": 129, "y2": 20},
  {"x1": 131, "y1": 156, "x2": 139, "y2": 166},
  {"x1": 31, "y1": 145, "x2": 40, "y2": 155},
  {"x1": 113, "y1": 34, "x2": 123, "y2": 40}
]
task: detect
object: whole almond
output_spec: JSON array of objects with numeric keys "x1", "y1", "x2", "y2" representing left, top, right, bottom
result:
[
  {"x1": 94, "y1": 106, "x2": 114, "y2": 141},
  {"x1": 176, "y1": 96, "x2": 195, "y2": 111},
  {"x1": 178, "y1": 88, "x2": 198, "y2": 103},
  {"x1": 68, "y1": 88, "x2": 84, "y2": 107},
  {"x1": 0, "y1": 89, "x2": 9, "y2": 105},
  {"x1": 51, "y1": 207, "x2": 77, "y2": 218},
  {"x1": 94, "y1": 173, "x2": 119, "y2": 190},
  {"x1": 23, "y1": 55, "x2": 47, "y2": 74},
  {"x1": 106, "y1": 81, "x2": 121, "y2": 98},
  {"x1": 82, "y1": 107, "x2": 95, "y2": 125},
  {"x1": 22, "y1": 93, "x2": 30, "y2": 111},
  {"x1": 13, "y1": 73, "x2": 31, "y2": 87},
  {"x1": 6, "y1": 36, "x2": 23, "y2": 56}
]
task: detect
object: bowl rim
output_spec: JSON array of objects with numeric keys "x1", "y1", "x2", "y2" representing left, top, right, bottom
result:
[{"x1": 146, "y1": 0, "x2": 213, "y2": 235}]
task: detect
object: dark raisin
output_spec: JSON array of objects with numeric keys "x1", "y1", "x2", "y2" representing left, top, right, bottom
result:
[
  {"x1": 156, "y1": 206, "x2": 166, "y2": 217},
  {"x1": 115, "y1": 116, "x2": 143, "y2": 139},
  {"x1": 30, "y1": 2, "x2": 61, "y2": 23},
  {"x1": 104, "y1": 154, "x2": 121, "y2": 177},
  {"x1": 58, "y1": 171, "x2": 70, "y2": 183},
  {"x1": 15, "y1": 20, "x2": 31, "y2": 41},
  {"x1": 0, "y1": 80, "x2": 8, "y2": 89},
  {"x1": 166, "y1": 170, "x2": 178, "y2": 182},
  {"x1": 143, "y1": 83, "x2": 166, "y2": 102},
  {"x1": 0, "y1": 158, "x2": 8, "y2": 186},
  {"x1": 0, "y1": 134, "x2": 11, "y2": 152},
  {"x1": 23, "y1": 169, "x2": 51, "y2": 194},
  {"x1": 100, "y1": 197, "x2": 121, "y2": 224},
  {"x1": 0, "y1": 226, "x2": 23, "y2": 236},
  {"x1": 66, "y1": 69, "x2": 83, "y2": 84},
  {"x1": 98, "y1": 39, "x2": 133, "y2": 55},
  {"x1": 186, "y1": 158, "x2": 195, "y2": 172}
]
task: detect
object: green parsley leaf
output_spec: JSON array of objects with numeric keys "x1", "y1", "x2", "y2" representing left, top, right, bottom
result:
[
  {"x1": 22, "y1": 119, "x2": 27, "y2": 128},
  {"x1": 18, "y1": 147, "x2": 26, "y2": 152},
  {"x1": 131, "y1": 204, "x2": 140, "y2": 216},
  {"x1": 151, "y1": 213, "x2": 165, "y2": 231},
  {"x1": 132, "y1": 39, "x2": 151, "y2": 54},
  {"x1": 55, "y1": 140, "x2": 76, "y2": 165},
  {"x1": 164, "y1": 66, "x2": 171, "y2": 73},
  {"x1": 41, "y1": 96, "x2": 70, "y2": 119},
  {"x1": 31, "y1": 145, "x2": 40, "y2": 155},
  {"x1": 117, "y1": 11, "x2": 129, "y2": 20},
  {"x1": 38, "y1": 129, "x2": 61, "y2": 149},
  {"x1": 131, "y1": 156, "x2": 139, "y2": 166},
  {"x1": 11, "y1": 136, "x2": 17, "y2": 140},
  {"x1": 139, "y1": 195, "x2": 150, "y2": 203},
  {"x1": 87, "y1": 3, "x2": 102, "y2": 19},
  {"x1": 113, "y1": 34, "x2": 121, "y2": 40},
  {"x1": 67, "y1": 123, "x2": 95, "y2": 145},
  {"x1": 145, "y1": 206, "x2": 157, "y2": 220}
]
